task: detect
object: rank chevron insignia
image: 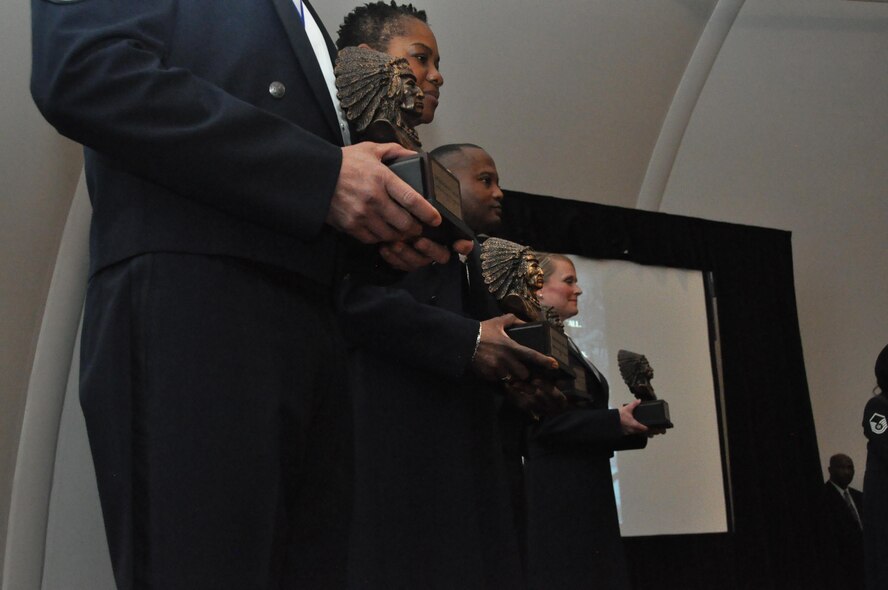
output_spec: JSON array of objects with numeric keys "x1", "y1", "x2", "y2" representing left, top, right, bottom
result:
[{"x1": 870, "y1": 412, "x2": 887, "y2": 435}]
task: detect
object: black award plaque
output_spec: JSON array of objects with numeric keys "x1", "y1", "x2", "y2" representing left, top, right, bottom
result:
[
  {"x1": 633, "y1": 399, "x2": 673, "y2": 429},
  {"x1": 560, "y1": 344, "x2": 593, "y2": 402},
  {"x1": 505, "y1": 322, "x2": 576, "y2": 381},
  {"x1": 388, "y1": 153, "x2": 475, "y2": 243}
]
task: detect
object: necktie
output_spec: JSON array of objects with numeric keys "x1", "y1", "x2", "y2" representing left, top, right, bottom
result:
[
  {"x1": 460, "y1": 255, "x2": 472, "y2": 314},
  {"x1": 293, "y1": 0, "x2": 304, "y2": 25},
  {"x1": 843, "y1": 488, "x2": 862, "y2": 529}
]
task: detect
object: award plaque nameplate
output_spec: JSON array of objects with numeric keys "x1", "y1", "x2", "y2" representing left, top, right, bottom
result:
[
  {"x1": 559, "y1": 344, "x2": 593, "y2": 402},
  {"x1": 505, "y1": 322, "x2": 575, "y2": 381},
  {"x1": 388, "y1": 153, "x2": 475, "y2": 243},
  {"x1": 568, "y1": 366, "x2": 589, "y2": 400}
]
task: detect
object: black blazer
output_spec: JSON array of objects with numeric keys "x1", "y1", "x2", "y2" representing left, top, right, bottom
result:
[
  {"x1": 341, "y1": 253, "x2": 525, "y2": 587},
  {"x1": 31, "y1": 0, "x2": 345, "y2": 283},
  {"x1": 819, "y1": 481, "x2": 865, "y2": 589},
  {"x1": 524, "y1": 355, "x2": 644, "y2": 590},
  {"x1": 822, "y1": 482, "x2": 864, "y2": 534},
  {"x1": 531, "y1": 349, "x2": 647, "y2": 455}
]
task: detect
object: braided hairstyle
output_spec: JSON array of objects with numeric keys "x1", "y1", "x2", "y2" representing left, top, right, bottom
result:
[
  {"x1": 336, "y1": 1, "x2": 428, "y2": 51},
  {"x1": 876, "y1": 343, "x2": 888, "y2": 394}
]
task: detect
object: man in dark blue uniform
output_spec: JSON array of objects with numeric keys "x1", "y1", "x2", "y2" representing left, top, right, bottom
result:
[
  {"x1": 30, "y1": 1, "x2": 461, "y2": 588},
  {"x1": 819, "y1": 453, "x2": 865, "y2": 590},
  {"x1": 341, "y1": 143, "x2": 562, "y2": 587}
]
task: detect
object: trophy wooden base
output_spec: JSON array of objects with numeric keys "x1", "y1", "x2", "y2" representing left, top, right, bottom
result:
[
  {"x1": 633, "y1": 399, "x2": 673, "y2": 429},
  {"x1": 564, "y1": 367, "x2": 591, "y2": 402},
  {"x1": 506, "y1": 322, "x2": 575, "y2": 381},
  {"x1": 558, "y1": 340, "x2": 592, "y2": 402},
  {"x1": 387, "y1": 153, "x2": 475, "y2": 243}
]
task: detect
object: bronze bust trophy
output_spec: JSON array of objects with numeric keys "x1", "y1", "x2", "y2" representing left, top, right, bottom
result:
[
  {"x1": 334, "y1": 46, "x2": 473, "y2": 242},
  {"x1": 617, "y1": 350, "x2": 673, "y2": 428},
  {"x1": 479, "y1": 237, "x2": 545, "y2": 321},
  {"x1": 334, "y1": 46, "x2": 424, "y2": 149},
  {"x1": 479, "y1": 238, "x2": 574, "y2": 380}
]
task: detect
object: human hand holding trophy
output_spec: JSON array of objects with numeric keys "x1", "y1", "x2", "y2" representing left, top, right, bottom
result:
[
  {"x1": 334, "y1": 46, "x2": 474, "y2": 245},
  {"x1": 479, "y1": 238, "x2": 575, "y2": 383}
]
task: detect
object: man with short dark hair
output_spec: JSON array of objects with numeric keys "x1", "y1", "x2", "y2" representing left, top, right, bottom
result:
[
  {"x1": 430, "y1": 143, "x2": 505, "y2": 236},
  {"x1": 820, "y1": 453, "x2": 865, "y2": 590},
  {"x1": 341, "y1": 141, "x2": 559, "y2": 587}
]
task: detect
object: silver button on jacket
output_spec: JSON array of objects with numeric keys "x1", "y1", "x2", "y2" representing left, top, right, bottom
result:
[{"x1": 268, "y1": 81, "x2": 286, "y2": 99}]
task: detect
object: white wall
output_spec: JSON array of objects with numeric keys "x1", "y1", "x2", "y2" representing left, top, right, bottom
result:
[
  {"x1": 0, "y1": 0, "x2": 83, "y2": 582},
  {"x1": 655, "y1": 0, "x2": 888, "y2": 480},
  {"x1": 318, "y1": 0, "x2": 719, "y2": 209},
  {"x1": 3, "y1": 0, "x2": 886, "y2": 586}
]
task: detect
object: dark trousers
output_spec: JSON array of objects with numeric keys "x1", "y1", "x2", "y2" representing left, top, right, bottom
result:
[
  {"x1": 80, "y1": 253, "x2": 352, "y2": 590},
  {"x1": 864, "y1": 470, "x2": 888, "y2": 590}
]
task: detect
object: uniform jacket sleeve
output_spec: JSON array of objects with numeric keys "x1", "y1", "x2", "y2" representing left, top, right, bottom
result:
[
  {"x1": 531, "y1": 408, "x2": 647, "y2": 454},
  {"x1": 863, "y1": 394, "x2": 888, "y2": 468},
  {"x1": 31, "y1": 0, "x2": 342, "y2": 239},
  {"x1": 338, "y1": 259, "x2": 480, "y2": 381},
  {"x1": 532, "y1": 367, "x2": 648, "y2": 453}
]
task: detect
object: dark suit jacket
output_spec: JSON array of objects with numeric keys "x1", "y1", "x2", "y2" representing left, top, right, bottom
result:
[
  {"x1": 819, "y1": 481, "x2": 865, "y2": 590},
  {"x1": 31, "y1": 0, "x2": 345, "y2": 283},
  {"x1": 31, "y1": 3, "x2": 353, "y2": 587},
  {"x1": 525, "y1": 354, "x2": 646, "y2": 590},
  {"x1": 340, "y1": 253, "x2": 524, "y2": 589},
  {"x1": 863, "y1": 393, "x2": 888, "y2": 590}
]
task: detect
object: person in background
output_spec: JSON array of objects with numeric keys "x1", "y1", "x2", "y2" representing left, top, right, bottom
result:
[
  {"x1": 819, "y1": 453, "x2": 865, "y2": 590},
  {"x1": 862, "y1": 344, "x2": 888, "y2": 590}
]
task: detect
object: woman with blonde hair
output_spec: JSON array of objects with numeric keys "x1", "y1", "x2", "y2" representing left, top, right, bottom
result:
[{"x1": 524, "y1": 253, "x2": 655, "y2": 590}]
